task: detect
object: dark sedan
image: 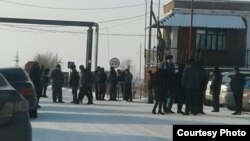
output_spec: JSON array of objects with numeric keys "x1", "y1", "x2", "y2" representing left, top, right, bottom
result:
[
  {"x1": 0, "y1": 67, "x2": 38, "y2": 118},
  {"x1": 0, "y1": 73, "x2": 32, "y2": 141}
]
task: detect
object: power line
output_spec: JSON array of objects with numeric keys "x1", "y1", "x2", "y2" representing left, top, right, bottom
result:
[
  {"x1": 0, "y1": 24, "x2": 156, "y2": 37},
  {"x1": 99, "y1": 13, "x2": 145, "y2": 23},
  {"x1": 100, "y1": 17, "x2": 145, "y2": 30},
  {"x1": 0, "y1": 0, "x2": 145, "y2": 11}
]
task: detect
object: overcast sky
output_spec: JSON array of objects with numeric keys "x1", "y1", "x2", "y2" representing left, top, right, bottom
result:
[{"x1": 0, "y1": 0, "x2": 171, "y2": 75}]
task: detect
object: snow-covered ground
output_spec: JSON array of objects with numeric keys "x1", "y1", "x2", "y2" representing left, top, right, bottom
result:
[{"x1": 31, "y1": 88, "x2": 250, "y2": 141}]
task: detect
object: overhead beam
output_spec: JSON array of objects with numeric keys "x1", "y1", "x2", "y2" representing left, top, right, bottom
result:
[
  {"x1": 0, "y1": 17, "x2": 98, "y2": 27},
  {"x1": 0, "y1": 17, "x2": 99, "y2": 70}
]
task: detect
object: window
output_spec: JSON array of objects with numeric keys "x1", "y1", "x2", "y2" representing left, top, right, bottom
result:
[{"x1": 196, "y1": 29, "x2": 227, "y2": 51}]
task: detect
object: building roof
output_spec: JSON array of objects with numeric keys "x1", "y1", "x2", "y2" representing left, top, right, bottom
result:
[{"x1": 150, "y1": 12, "x2": 246, "y2": 29}]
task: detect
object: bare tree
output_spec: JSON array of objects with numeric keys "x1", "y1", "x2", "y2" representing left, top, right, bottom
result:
[{"x1": 34, "y1": 52, "x2": 62, "y2": 72}]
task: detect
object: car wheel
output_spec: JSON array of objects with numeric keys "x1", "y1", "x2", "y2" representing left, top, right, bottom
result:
[{"x1": 29, "y1": 108, "x2": 38, "y2": 119}]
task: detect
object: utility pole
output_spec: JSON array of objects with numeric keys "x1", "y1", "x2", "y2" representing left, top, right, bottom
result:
[
  {"x1": 139, "y1": 43, "x2": 142, "y2": 100},
  {"x1": 147, "y1": 0, "x2": 153, "y2": 67}
]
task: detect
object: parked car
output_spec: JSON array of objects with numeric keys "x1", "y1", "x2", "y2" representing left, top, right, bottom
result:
[
  {"x1": 205, "y1": 71, "x2": 250, "y2": 106},
  {"x1": 0, "y1": 73, "x2": 32, "y2": 141},
  {"x1": 224, "y1": 77, "x2": 250, "y2": 111},
  {"x1": 0, "y1": 67, "x2": 38, "y2": 118}
]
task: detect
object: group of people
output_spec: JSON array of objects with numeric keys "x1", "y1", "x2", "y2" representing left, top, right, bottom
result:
[
  {"x1": 54, "y1": 64, "x2": 134, "y2": 104},
  {"x1": 149, "y1": 54, "x2": 246, "y2": 116},
  {"x1": 28, "y1": 61, "x2": 135, "y2": 107}
]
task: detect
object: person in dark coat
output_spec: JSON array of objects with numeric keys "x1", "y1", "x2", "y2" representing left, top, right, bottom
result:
[
  {"x1": 51, "y1": 64, "x2": 64, "y2": 103},
  {"x1": 108, "y1": 67, "x2": 118, "y2": 101},
  {"x1": 29, "y1": 61, "x2": 43, "y2": 108},
  {"x1": 163, "y1": 55, "x2": 175, "y2": 114},
  {"x1": 210, "y1": 67, "x2": 222, "y2": 112},
  {"x1": 196, "y1": 62, "x2": 207, "y2": 114},
  {"x1": 124, "y1": 69, "x2": 133, "y2": 102},
  {"x1": 69, "y1": 64, "x2": 79, "y2": 104},
  {"x1": 94, "y1": 66, "x2": 101, "y2": 100},
  {"x1": 174, "y1": 64, "x2": 185, "y2": 114},
  {"x1": 83, "y1": 67, "x2": 94, "y2": 104},
  {"x1": 117, "y1": 69, "x2": 126, "y2": 100},
  {"x1": 42, "y1": 68, "x2": 50, "y2": 98},
  {"x1": 152, "y1": 68, "x2": 165, "y2": 115},
  {"x1": 98, "y1": 68, "x2": 107, "y2": 100},
  {"x1": 181, "y1": 59, "x2": 203, "y2": 115},
  {"x1": 230, "y1": 67, "x2": 246, "y2": 115}
]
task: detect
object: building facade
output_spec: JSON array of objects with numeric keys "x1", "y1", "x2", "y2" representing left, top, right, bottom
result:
[{"x1": 154, "y1": 0, "x2": 250, "y2": 67}]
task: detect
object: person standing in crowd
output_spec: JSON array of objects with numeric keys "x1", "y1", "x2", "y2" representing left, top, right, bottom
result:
[
  {"x1": 98, "y1": 68, "x2": 107, "y2": 100},
  {"x1": 196, "y1": 61, "x2": 207, "y2": 114},
  {"x1": 42, "y1": 68, "x2": 50, "y2": 98},
  {"x1": 51, "y1": 64, "x2": 64, "y2": 103},
  {"x1": 152, "y1": 67, "x2": 165, "y2": 115},
  {"x1": 108, "y1": 67, "x2": 118, "y2": 101},
  {"x1": 181, "y1": 59, "x2": 203, "y2": 115},
  {"x1": 82, "y1": 66, "x2": 94, "y2": 104},
  {"x1": 77, "y1": 65, "x2": 85, "y2": 104},
  {"x1": 94, "y1": 66, "x2": 101, "y2": 100},
  {"x1": 124, "y1": 69, "x2": 133, "y2": 102},
  {"x1": 164, "y1": 55, "x2": 175, "y2": 114},
  {"x1": 69, "y1": 64, "x2": 79, "y2": 104},
  {"x1": 117, "y1": 69, "x2": 126, "y2": 100},
  {"x1": 230, "y1": 67, "x2": 246, "y2": 115},
  {"x1": 174, "y1": 64, "x2": 185, "y2": 114},
  {"x1": 147, "y1": 70, "x2": 154, "y2": 103},
  {"x1": 29, "y1": 61, "x2": 43, "y2": 108},
  {"x1": 210, "y1": 66, "x2": 222, "y2": 112}
]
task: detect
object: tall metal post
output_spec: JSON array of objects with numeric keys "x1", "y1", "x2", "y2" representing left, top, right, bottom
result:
[
  {"x1": 86, "y1": 27, "x2": 93, "y2": 68},
  {"x1": 94, "y1": 25, "x2": 99, "y2": 70},
  {"x1": 147, "y1": 0, "x2": 153, "y2": 67},
  {"x1": 144, "y1": 0, "x2": 147, "y2": 60}
]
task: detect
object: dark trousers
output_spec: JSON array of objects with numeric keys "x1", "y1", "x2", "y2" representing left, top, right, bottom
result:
[
  {"x1": 71, "y1": 86, "x2": 78, "y2": 102},
  {"x1": 42, "y1": 85, "x2": 48, "y2": 96},
  {"x1": 78, "y1": 86, "x2": 93, "y2": 103},
  {"x1": 212, "y1": 89, "x2": 220, "y2": 111},
  {"x1": 124, "y1": 84, "x2": 132, "y2": 101},
  {"x1": 52, "y1": 85, "x2": 62, "y2": 102},
  {"x1": 184, "y1": 89, "x2": 199, "y2": 115},
  {"x1": 233, "y1": 90, "x2": 243, "y2": 114},
  {"x1": 152, "y1": 100, "x2": 163, "y2": 113}
]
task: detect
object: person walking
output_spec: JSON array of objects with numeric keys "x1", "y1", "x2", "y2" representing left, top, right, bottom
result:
[
  {"x1": 51, "y1": 64, "x2": 64, "y2": 103},
  {"x1": 210, "y1": 67, "x2": 222, "y2": 112},
  {"x1": 230, "y1": 67, "x2": 246, "y2": 115},
  {"x1": 69, "y1": 64, "x2": 79, "y2": 104}
]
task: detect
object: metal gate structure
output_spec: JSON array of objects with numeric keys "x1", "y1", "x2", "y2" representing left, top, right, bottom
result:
[{"x1": 0, "y1": 17, "x2": 99, "y2": 70}]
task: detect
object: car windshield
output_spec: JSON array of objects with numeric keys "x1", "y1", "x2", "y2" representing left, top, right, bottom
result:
[
  {"x1": 0, "y1": 74, "x2": 7, "y2": 87},
  {"x1": 0, "y1": 68, "x2": 28, "y2": 82}
]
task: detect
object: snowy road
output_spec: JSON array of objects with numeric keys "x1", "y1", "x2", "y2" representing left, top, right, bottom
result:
[{"x1": 31, "y1": 88, "x2": 250, "y2": 141}]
